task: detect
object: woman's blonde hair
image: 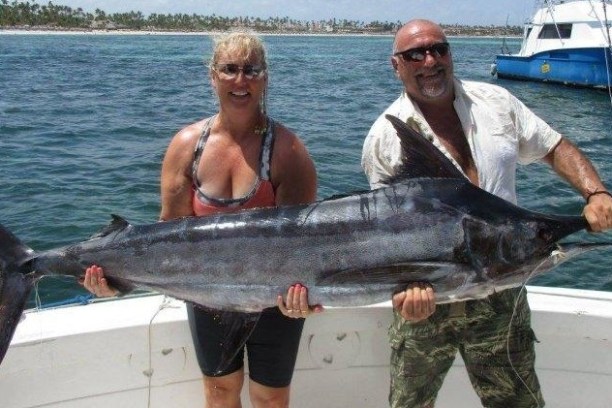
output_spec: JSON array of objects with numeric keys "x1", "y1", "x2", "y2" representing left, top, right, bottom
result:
[{"x1": 209, "y1": 31, "x2": 268, "y2": 70}]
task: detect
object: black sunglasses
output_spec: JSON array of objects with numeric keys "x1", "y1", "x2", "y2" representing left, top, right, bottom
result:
[
  {"x1": 394, "y1": 42, "x2": 450, "y2": 63},
  {"x1": 214, "y1": 63, "x2": 265, "y2": 79}
]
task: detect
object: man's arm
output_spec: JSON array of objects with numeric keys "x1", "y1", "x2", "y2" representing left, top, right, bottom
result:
[{"x1": 543, "y1": 137, "x2": 612, "y2": 232}]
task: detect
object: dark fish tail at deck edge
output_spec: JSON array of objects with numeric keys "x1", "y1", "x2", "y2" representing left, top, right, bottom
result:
[{"x1": 0, "y1": 224, "x2": 37, "y2": 365}]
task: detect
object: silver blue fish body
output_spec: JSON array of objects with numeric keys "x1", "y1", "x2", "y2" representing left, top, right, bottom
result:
[{"x1": 28, "y1": 176, "x2": 588, "y2": 311}]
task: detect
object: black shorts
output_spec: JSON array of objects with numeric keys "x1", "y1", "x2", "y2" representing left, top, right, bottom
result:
[{"x1": 187, "y1": 304, "x2": 305, "y2": 388}]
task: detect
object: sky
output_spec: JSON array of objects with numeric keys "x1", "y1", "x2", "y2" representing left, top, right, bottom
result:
[{"x1": 53, "y1": 0, "x2": 535, "y2": 26}]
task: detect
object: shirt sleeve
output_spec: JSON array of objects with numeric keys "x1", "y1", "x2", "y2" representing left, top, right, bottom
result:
[
  {"x1": 361, "y1": 116, "x2": 403, "y2": 189},
  {"x1": 510, "y1": 93, "x2": 562, "y2": 164}
]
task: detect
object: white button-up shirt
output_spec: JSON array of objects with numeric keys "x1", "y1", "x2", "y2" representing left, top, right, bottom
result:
[{"x1": 361, "y1": 79, "x2": 562, "y2": 204}]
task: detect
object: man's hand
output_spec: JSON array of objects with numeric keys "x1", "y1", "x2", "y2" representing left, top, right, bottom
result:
[
  {"x1": 392, "y1": 283, "x2": 435, "y2": 322},
  {"x1": 584, "y1": 192, "x2": 612, "y2": 232}
]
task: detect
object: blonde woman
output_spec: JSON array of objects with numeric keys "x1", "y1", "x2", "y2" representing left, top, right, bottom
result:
[{"x1": 84, "y1": 32, "x2": 321, "y2": 407}]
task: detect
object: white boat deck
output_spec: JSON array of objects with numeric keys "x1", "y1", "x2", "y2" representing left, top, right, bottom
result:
[{"x1": 1, "y1": 286, "x2": 611, "y2": 407}]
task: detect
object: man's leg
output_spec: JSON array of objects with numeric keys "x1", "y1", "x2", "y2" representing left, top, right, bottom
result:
[
  {"x1": 460, "y1": 290, "x2": 545, "y2": 408},
  {"x1": 388, "y1": 307, "x2": 460, "y2": 408}
]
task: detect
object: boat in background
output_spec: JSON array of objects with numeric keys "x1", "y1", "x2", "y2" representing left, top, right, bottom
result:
[
  {"x1": 491, "y1": 0, "x2": 612, "y2": 89},
  {"x1": 1, "y1": 286, "x2": 611, "y2": 407}
]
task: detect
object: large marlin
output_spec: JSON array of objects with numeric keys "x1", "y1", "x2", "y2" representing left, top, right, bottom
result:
[{"x1": 0, "y1": 115, "x2": 609, "y2": 366}]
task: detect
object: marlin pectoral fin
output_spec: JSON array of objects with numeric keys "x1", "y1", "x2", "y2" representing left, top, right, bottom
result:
[{"x1": 315, "y1": 263, "x2": 451, "y2": 287}]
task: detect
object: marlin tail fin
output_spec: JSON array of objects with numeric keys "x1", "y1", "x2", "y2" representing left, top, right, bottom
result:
[{"x1": 0, "y1": 224, "x2": 38, "y2": 364}]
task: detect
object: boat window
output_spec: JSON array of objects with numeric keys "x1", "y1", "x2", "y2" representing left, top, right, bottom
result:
[{"x1": 538, "y1": 24, "x2": 572, "y2": 39}]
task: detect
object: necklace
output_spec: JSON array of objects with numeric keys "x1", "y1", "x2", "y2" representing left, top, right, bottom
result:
[{"x1": 253, "y1": 115, "x2": 268, "y2": 136}]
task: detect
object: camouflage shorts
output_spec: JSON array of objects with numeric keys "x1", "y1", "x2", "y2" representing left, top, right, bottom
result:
[{"x1": 389, "y1": 289, "x2": 545, "y2": 408}]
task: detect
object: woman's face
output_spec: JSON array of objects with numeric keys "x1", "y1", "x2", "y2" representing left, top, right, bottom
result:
[{"x1": 210, "y1": 49, "x2": 267, "y2": 113}]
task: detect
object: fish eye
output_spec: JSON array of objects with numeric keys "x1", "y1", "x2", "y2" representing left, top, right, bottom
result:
[{"x1": 538, "y1": 228, "x2": 553, "y2": 242}]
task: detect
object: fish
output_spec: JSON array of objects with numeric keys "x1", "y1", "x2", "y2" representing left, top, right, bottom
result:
[{"x1": 1, "y1": 114, "x2": 610, "y2": 368}]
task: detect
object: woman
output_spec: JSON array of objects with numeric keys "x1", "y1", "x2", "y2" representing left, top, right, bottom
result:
[{"x1": 84, "y1": 31, "x2": 320, "y2": 408}]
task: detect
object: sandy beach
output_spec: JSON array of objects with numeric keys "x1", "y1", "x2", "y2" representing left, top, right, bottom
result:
[
  {"x1": 0, "y1": 28, "x2": 515, "y2": 38},
  {"x1": 0, "y1": 27, "x2": 396, "y2": 36}
]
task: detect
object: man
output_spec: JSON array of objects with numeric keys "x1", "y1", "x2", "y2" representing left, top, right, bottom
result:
[{"x1": 361, "y1": 19, "x2": 612, "y2": 408}]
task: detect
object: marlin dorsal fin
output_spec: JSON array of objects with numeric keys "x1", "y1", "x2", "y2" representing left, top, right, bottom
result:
[
  {"x1": 90, "y1": 214, "x2": 131, "y2": 239},
  {"x1": 384, "y1": 114, "x2": 466, "y2": 182}
]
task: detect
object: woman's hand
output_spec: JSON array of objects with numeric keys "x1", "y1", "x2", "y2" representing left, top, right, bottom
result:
[
  {"x1": 277, "y1": 284, "x2": 324, "y2": 319},
  {"x1": 81, "y1": 265, "x2": 120, "y2": 297}
]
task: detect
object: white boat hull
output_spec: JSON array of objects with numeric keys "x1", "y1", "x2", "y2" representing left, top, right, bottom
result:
[{"x1": 1, "y1": 286, "x2": 611, "y2": 407}]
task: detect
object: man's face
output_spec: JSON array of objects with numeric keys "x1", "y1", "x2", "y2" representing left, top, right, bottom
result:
[{"x1": 392, "y1": 23, "x2": 454, "y2": 104}]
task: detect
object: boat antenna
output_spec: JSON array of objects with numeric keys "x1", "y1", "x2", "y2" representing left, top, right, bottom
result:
[
  {"x1": 603, "y1": 0, "x2": 612, "y2": 100},
  {"x1": 590, "y1": 0, "x2": 612, "y2": 100},
  {"x1": 500, "y1": 15, "x2": 511, "y2": 54},
  {"x1": 604, "y1": 0, "x2": 612, "y2": 47},
  {"x1": 544, "y1": 0, "x2": 566, "y2": 44}
]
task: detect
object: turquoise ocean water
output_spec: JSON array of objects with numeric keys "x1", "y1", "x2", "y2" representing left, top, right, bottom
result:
[{"x1": 1, "y1": 34, "x2": 611, "y2": 308}]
